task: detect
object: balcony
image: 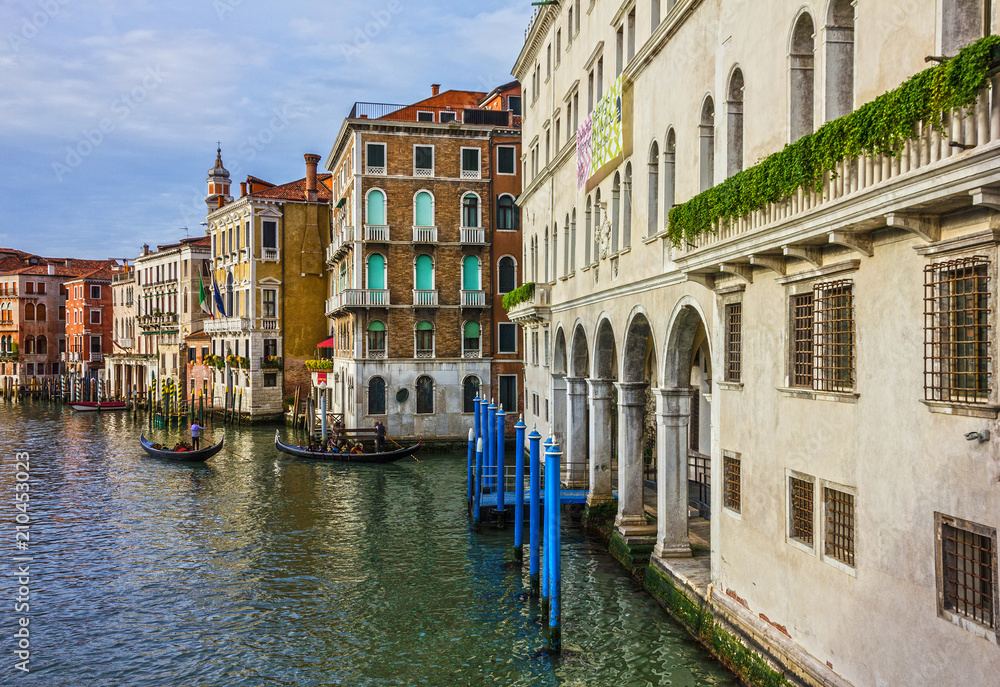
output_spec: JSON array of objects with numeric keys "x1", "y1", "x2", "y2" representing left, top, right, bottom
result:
[
  {"x1": 412, "y1": 226, "x2": 438, "y2": 243},
  {"x1": 413, "y1": 166, "x2": 434, "y2": 178},
  {"x1": 260, "y1": 318, "x2": 279, "y2": 331},
  {"x1": 365, "y1": 225, "x2": 389, "y2": 241},
  {"x1": 262, "y1": 248, "x2": 279, "y2": 262},
  {"x1": 137, "y1": 312, "x2": 178, "y2": 330},
  {"x1": 460, "y1": 227, "x2": 486, "y2": 244},
  {"x1": 461, "y1": 168, "x2": 482, "y2": 180},
  {"x1": 463, "y1": 347, "x2": 482, "y2": 359},
  {"x1": 505, "y1": 284, "x2": 551, "y2": 326},
  {"x1": 0, "y1": 321, "x2": 16, "y2": 330},
  {"x1": 461, "y1": 290, "x2": 487, "y2": 307},
  {"x1": 90, "y1": 352, "x2": 103, "y2": 363},
  {"x1": 367, "y1": 348, "x2": 386, "y2": 360},
  {"x1": 327, "y1": 226, "x2": 357, "y2": 263},
  {"x1": 412, "y1": 290, "x2": 439, "y2": 307},
  {"x1": 366, "y1": 166, "x2": 386, "y2": 176},
  {"x1": 204, "y1": 317, "x2": 252, "y2": 334},
  {"x1": 118, "y1": 337, "x2": 133, "y2": 349},
  {"x1": 415, "y1": 348, "x2": 434, "y2": 359},
  {"x1": 325, "y1": 289, "x2": 391, "y2": 316}
]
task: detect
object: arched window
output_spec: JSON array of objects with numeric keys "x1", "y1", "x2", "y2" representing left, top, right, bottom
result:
[
  {"x1": 551, "y1": 224, "x2": 559, "y2": 279},
  {"x1": 699, "y1": 97, "x2": 715, "y2": 192},
  {"x1": 414, "y1": 254, "x2": 434, "y2": 291},
  {"x1": 367, "y1": 254, "x2": 386, "y2": 290},
  {"x1": 366, "y1": 189, "x2": 386, "y2": 226},
  {"x1": 226, "y1": 272, "x2": 234, "y2": 318},
  {"x1": 463, "y1": 321, "x2": 481, "y2": 356},
  {"x1": 368, "y1": 376, "x2": 386, "y2": 415},
  {"x1": 23, "y1": 336, "x2": 34, "y2": 355},
  {"x1": 463, "y1": 375, "x2": 480, "y2": 413},
  {"x1": 563, "y1": 214, "x2": 570, "y2": 276},
  {"x1": 826, "y1": 0, "x2": 855, "y2": 121},
  {"x1": 367, "y1": 320, "x2": 386, "y2": 357},
  {"x1": 664, "y1": 129, "x2": 676, "y2": 220},
  {"x1": 790, "y1": 12, "x2": 815, "y2": 141},
  {"x1": 611, "y1": 173, "x2": 621, "y2": 253},
  {"x1": 543, "y1": 228, "x2": 550, "y2": 282},
  {"x1": 623, "y1": 162, "x2": 633, "y2": 249},
  {"x1": 497, "y1": 195, "x2": 518, "y2": 231},
  {"x1": 36, "y1": 336, "x2": 47, "y2": 355},
  {"x1": 36, "y1": 304, "x2": 46, "y2": 322},
  {"x1": 585, "y1": 196, "x2": 593, "y2": 265},
  {"x1": 462, "y1": 193, "x2": 479, "y2": 227},
  {"x1": 414, "y1": 191, "x2": 434, "y2": 227},
  {"x1": 462, "y1": 255, "x2": 481, "y2": 291},
  {"x1": 24, "y1": 303, "x2": 34, "y2": 321},
  {"x1": 648, "y1": 141, "x2": 659, "y2": 237},
  {"x1": 415, "y1": 375, "x2": 434, "y2": 414},
  {"x1": 570, "y1": 209, "x2": 577, "y2": 271},
  {"x1": 415, "y1": 321, "x2": 434, "y2": 357},
  {"x1": 594, "y1": 189, "x2": 602, "y2": 260},
  {"x1": 498, "y1": 256, "x2": 516, "y2": 294},
  {"x1": 727, "y1": 69, "x2": 744, "y2": 176}
]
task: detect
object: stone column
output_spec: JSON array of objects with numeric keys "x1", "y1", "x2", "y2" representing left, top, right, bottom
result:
[
  {"x1": 586, "y1": 379, "x2": 614, "y2": 506},
  {"x1": 564, "y1": 377, "x2": 589, "y2": 488},
  {"x1": 653, "y1": 388, "x2": 692, "y2": 559},
  {"x1": 550, "y1": 373, "x2": 567, "y2": 448},
  {"x1": 615, "y1": 381, "x2": 653, "y2": 536}
]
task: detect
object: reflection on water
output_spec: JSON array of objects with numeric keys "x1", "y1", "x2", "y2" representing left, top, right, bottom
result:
[{"x1": 0, "y1": 401, "x2": 736, "y2": 686}]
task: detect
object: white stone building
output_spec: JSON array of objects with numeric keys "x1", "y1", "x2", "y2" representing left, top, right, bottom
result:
[{"x1": 512, "y1": 1, "x2": 1000, "y2": 685}]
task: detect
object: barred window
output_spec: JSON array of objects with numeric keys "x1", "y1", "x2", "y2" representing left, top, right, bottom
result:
[
  {"x1": 938, "y1": 514, "x2": 997, "y2": 631},
  {"x1": 824, "y1": 487, "x2": 855, "y2": 567},
  {"x1": 789, "y1": 476, "x2": 814, "y2": 545},
  {"x1": 924, "y1": 258, "x2": 991, "y2": 404},
  {"x1": 725, "y1": 303, "x2": 742, "y2": 382},
  {"x1": 723, "y1": 452, "x2": 741, "y2": 514},
  {"x1": 791, "y1": 281, "x2": 855, "y2": 391}
]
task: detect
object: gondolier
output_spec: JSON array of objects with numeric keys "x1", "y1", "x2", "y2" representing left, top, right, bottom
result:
[
  {"x1": 374, "y1": 421, "x2": 386, "y2": 453},
  {"x1": 190, "y1": 421, "x2": 203, "y2": 450}
]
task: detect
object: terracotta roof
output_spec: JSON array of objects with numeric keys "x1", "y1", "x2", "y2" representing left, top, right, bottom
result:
[
  {"x1": 0, "y1": 256, "x2": 117, "y2": 278},
  {"x1": 249, "y1": 174, "x2": 332, "y2": 202},
  {"x1": 186, "y1": 330, "x2": 211, "y2": 341},
  {"x1": 65, "y1": 267, "x2": 113, "y2": 284}
]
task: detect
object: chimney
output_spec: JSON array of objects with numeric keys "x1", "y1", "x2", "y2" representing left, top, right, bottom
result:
[
  {"x1": 431, "y1": 84, "x2": 441, "y2": 96},
  {"x1": 240, "y1": 181, "x2": 247, "y2": 197},
  {"x1": 304, "y1": 153, "x2": 321, "y2": 202},
  {"x1": 47, "y1": 264, "x2": 55, "y2": 276},
  {"x1": 142, "y1": 244, "x2": 150, "y2": 256}
]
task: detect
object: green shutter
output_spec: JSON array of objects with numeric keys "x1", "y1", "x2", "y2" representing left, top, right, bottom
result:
[
  {"x1": 368, "y1": 320, "x2": 385, "y2": 332},
  {"x1": 415, "y1": 254, "x2": 433, "y2": 290},
  {"x1": 367, "y1": 254, "x2": 385, "y2": 290},
  {"x1": 464, "y1": 321, "x2": 480, "y2": 338},
  {"x1": 415, "y1": 192, "x2": 433, "y2": 227},
  {"x1": 416, "y1": 320, "x2": 433, "y2": 331},
  {"x1": 462, "y1": 255, "x2": 480, "y2": 291},
  {"x1": 366, "y1": 190, "x2": 385, "y2": 225}
]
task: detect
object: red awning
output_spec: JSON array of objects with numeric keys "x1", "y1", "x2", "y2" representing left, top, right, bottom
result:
[{"x1": 317, "y1": 338, "x2": 336, "y2": 348}]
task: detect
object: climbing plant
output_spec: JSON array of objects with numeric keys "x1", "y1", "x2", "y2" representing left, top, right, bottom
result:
[
  {"x1": 502, "y1": 282, "x2": 535, "y2": 311},
  {"x1": 667, "y1": 35, "x2": 1000, "y2": 246}
]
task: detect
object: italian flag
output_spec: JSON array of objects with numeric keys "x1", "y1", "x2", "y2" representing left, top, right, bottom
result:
[{"x1": 199, "y1": 274, "x2": 214, "y2": 318}]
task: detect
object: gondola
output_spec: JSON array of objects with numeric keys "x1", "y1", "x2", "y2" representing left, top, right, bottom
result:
[
  {"x1": 139, "y1": 432, "x2": 224, "y2": 463},
  {"x1": 71, "y1": 401, "x2": 127, "y2": 412},
  {"x1": 274, "y1": 431, "x2": 421, "y2": 464}
]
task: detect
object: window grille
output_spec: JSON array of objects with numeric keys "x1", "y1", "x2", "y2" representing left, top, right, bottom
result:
[
  {"x1": 941, "y1": 518, "x2": 996, "y2": 629},
  {"x1": 824, "y1": 487, "x2": 855, "y2": 567},
  {"x1": 723, "y1": 453, "x2": 741, "y2": 513},
  {"x1": 813, "y1": 281, "x2": 854, "y2": 391},
  {"x1": 789, "y1": 476, "x2": 814, "y2": 545},
  {"x1": 924, "y1": 258, "x2": 991, "y2": 404},
  {"x1": 725, "y1": 302, "x2": 742, "y2": 382},
  {"x1": 792, "y1": 293, "x2": 814, "y2": 387}
]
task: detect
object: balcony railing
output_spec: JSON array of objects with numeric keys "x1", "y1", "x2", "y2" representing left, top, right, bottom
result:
[
  {"x1": 461, "y1": 290, "x2": 487, "y2": 307},
  {"x1": 366, "y1": 166, "x2": 386, "y2": 176},
  {"x1": 365, "y1": 225, "x2": 389, "y2": 241},
  {"x1": 415, "y1": 348, "x2": 434, "y2": 359},
  {"x1": 463, "y1": 348, "x2": 482, "y2": 358},
  {"x1": 505, "y1": 285, "x2": 552, "y2": 326},
  {"x1": 460, "y1": 227, "x2": 486, "y2": 244},
  {"x1": 349, "y1": 102, "x2": 409, "y2": 119},
  {"x1": 367, "y1": 348, "x2": 386, "y2": 360},
  {"x1": 325, "y1": 289, "x2": 391, "y2": 316},
  {"x1": 262, "y1": 248, "x2": 279, "y2": 262},
  {"x1": 413, "y1": 226, "x2": 438, "y2": 243},
  {"x1": 118, "y1": 337, "x2": 133, "y2": 349},
  {"x1": 204, "y1": 317, "x2": 251, "y2": 334},
  {"x1": 414, "y1": 166, "x2": 433, "y2": 178},
  {"x1": 90, "y1": 352, "x2": 103, "y2": 363},
  {"x1": 413, "y1": 290, "x2": 439, "y2": 307},
  {"x1": 461, "y1": 168, "x2": 481, "y2": 180},
  {"x1": 260, "y1": 318, "x2": 279, "y2": 330},
  {"x1": 327, "y1": 226, "x2": 357, "y2": 262}
]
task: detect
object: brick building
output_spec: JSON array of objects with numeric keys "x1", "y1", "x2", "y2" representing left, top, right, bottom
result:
[
  {"x1": 322, "y1": 83, "x2": 522, "y2": 439},
  {"x1": 64, "y1": 268, "x2": 114, "y2": 380}
]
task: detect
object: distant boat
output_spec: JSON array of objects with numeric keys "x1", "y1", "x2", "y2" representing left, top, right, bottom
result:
[
  {"x1": 70, "y1": 401, "x2": 127, "y2": 412},
  {"x1": 274, "y1": 431, "x2": 421, "y2": 464},
  {"x1": 139, "y1": 432, "x2": 223, "y2": 463}
]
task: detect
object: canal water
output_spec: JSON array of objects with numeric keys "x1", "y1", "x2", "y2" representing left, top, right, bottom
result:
[{"x1": 1, "y1": 401, "x2": 736, "y2": 686}]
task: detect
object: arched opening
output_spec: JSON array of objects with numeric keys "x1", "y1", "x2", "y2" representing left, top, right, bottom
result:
[
  {"x1": 585, "y1": 196, "x2": 593, "y2": 265},
  {"x1": 664, "y1": 129, "x2": 676, "y2": 224},
  {"x1": 623, "y1": 162, "x2": 633, "y2": 249},
  {"x1": 594, "y1": 189, "x2": 602, "y2": 261},
  {"x1": 462, "y1": 255, "x2": 481, "y2": 291},
  {"x1": 825, "y1": 0, "x2": 855, "y2": 121},
  {"x1": 620, "y1": 312, "x2": 657, "y2": 536},
  {"x1": 366, "y1": 189, "x2": 386, "y2": 226},
  {"x1": 24, "y1": 303, "x2": 34, "y2": 321},
  {"x1": 563, "y1": 214, "x2": 570, "y2": 277},
  {"x1": 37, "y1": 336, "x2": 47, "y2": 355},
  {"x1": 699, "y1": 97, "x2": 715, "y2": 192},
  {"x1": 414, "y1": 191, "x2": 434, "y2": 227},
  {"x1": 498, "y1": 256, "x2": 516, "y2": 294},
  {"x1": 566, "y1": 323, "x2": 591, "y2": 488},
  {"x1": 415, "y1": 320, "x2": 434, "y2": 358},
  {"x1": 552, "y1": 224, "x2": 559, "y2": 279},
  {"x1": 592, "y1": 318, "x2": 619, "y2": 502},
  {"x1": 414, "y1": 254, "x2": 434, "y2": 291},
  {"x1": 552, "y1": 327, "x2": 569, "y2": 450},
  {"x1": 543, "y1": 227, "x2": 550, "y2": 282},
  {"x1": 367, "y1": 320, "x2": 386, "y2": 358},
  {"x1": 36, "y1": 304, "x2": 46, "y2": 322},
  {"x1": 24, "y1": 336, "x2": 34, "y2": 355},
  {"x1": 726, "y1": 68, "x2": 744, "y2": 176},
  {"x1": 415, "y1": 375, "x2": 434, "y2": 414},
  {"x1": 368, "y1": 376, "x2": 386, "y2": 415},
  {"x1": 462, "y1": 193, "x2": 479, "y2": 227},
  {"x1": 648, "y1": 141, "x2": 659, "y2": 237},
  {"x1": 497, "y1": 194, "x2": 518, "y2": 231},
  {"x1": 791, "y1": 12, "x2": 816, "y2": 140},
  {"x1": 226, "y1": 272, "x2": 234, "y2": 318},
  {"x1": 570, "y1": 209, "x2": 577, "y2": 271},
  {"x1": 463, "y1": 321, "x2": 481, "y2": 357},
  {"x1": 367, "y1": 253, "x2": 386, "y2": 290},
  {"x1": 612, "y1": 172, "x2": 621, "y2": 253},
  {"x1": 463, "y1": 375, "x2": 480, "y2": 413}
]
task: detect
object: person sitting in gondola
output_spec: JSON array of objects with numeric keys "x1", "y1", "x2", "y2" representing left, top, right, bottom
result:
[
  {"x1": 298, "y1": 439, "x2": 306, "y2": 449},
  {"x1": 350, "y1": 442, "x2": 364, "y2": 455}
]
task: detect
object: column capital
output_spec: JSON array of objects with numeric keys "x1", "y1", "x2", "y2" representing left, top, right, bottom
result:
[
  {"x1": 566, "y1": 376, "x2": 589, "y2": 395},
  {"x1": 654, "y1": 386, "x2": 691, "y2": 418},
  {"x1": 587, "y1": 378, "x2": 615, "y2": 400},
  {"x1": 614, "y1": 381, "x2": 648, "y2": 407},
  {"x1": 551, "y1": 373, "x2": 567, "y2": 391}
]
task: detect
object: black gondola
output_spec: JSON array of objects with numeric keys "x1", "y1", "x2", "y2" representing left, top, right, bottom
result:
[
  {"x1": 275, "y1": 431, "x2": 421, "y2": 463},
  {"x1": 140, "y1": 432, "x2": 224, "y2": 463}
]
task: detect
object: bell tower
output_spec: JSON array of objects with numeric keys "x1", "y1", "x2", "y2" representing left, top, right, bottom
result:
[{"x1": 205, "y1": 144, "x2": 233, "y2": 211}]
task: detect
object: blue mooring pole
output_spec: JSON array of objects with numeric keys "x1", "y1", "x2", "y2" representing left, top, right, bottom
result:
[
  {"x1": 547, "y1": 439, "x2": 563, "y2": 653},
  {"x1": 473, "y1": 437, "x2": 484, "y2": 528},
  {"x1": 541, "y1": 437, "x2": 553, "y2": 613},
  {"x1": 478, "y1": 399, "x2": 488, "y2": 486},
  {"x1": 496, "y1": 407, "x2": 506, "y2": 521},
  {"x1": 527, "y1": 429, "x2": 542, "y2": 596},
  {"x1": 467, "y1": 428, "x2": 475, "y2": 504},
  {"x1": 473, "y1": 395, "x2": 481, "y2": 445},
  {"x1": 513, "y1": 418, "x2": 526, "y2": 561},
  {"x1": 487, "y1": 401, "x2": 497, "y2": 492}
]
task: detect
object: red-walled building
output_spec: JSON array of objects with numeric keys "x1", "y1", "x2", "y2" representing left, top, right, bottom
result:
[{"x1": 64, "y1": 268, "x2": 114, "y2": 380}]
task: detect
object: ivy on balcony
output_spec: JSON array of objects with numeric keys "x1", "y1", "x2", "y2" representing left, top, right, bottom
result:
[
  {"x1": 502, "y1": 282, "x2": 535, "y2": 312},
  {"x1": 667, "y1": 36, "x2": 1000, "y2": 247},
  {"x1": 305, "y1": 359, "x2": 334, "y2": 371}
]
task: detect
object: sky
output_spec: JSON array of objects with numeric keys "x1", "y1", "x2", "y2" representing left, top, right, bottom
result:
[{"x1": 0, "y1": 0, "x2": 534, "y2": 260}]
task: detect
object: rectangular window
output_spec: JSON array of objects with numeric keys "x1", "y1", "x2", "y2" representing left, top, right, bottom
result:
[
  {"x1": 90, "y1": 336, "x2": 101, "y2": 353},
  {"x1": 792, "y1": 292, "x2": 814, "y2": 388},
  {"x1": 263, "y1": 338, "x2": 277, "y2": 358},
  {"x1": 813, "y1": 280, "x2": 855, "y2": 391},
  {"x1": 262, "y1": 221, "x2": 277, "y2": 249},
  {"x1": 439, "y1": 111, "x2": 458, "y2": 123},
  {"x1": 414, "y1": 145, "x2": 434, "y2": 176},
  {"x1": 925, "y1": 258, "x2": 991, "y2": 404},
  {"x1": 58, "y1": 306, "x2": 65, "y2": 321},
  {"x1": 532, "y1": 331, "x2": 539, "y2": 365},
  {"x1": 90, "y1": 309, "x2": 101, "y2": 324},
  {"x1": 416, "y1": 111, "x2": 434, "y2": 122},
  {"x1": 263, "y1": 373, "x2": 277, "y2": 388},
  {"x1": 543, "y1": 329, "x2": 550, "y2": 367},
  {"x1": 497, "y1": 146, "x2": 516, "y2": 175},
  {"x1": 508, "y1": 95, "x2": 521, "y2": 116},
  {"x1": 365, "y1": 142, "x2": 386, "y2": 173},
  {"x1": 461, "y1": 148, "x2": 481, "y2": 178},
  {"x1": 25, "y1": 282, "x2": 34, "y2": 294},
  {"x1": 90, "y1": 285, "x2": 101, "y2": 300},
  {"x1": 498, "y1": 323, "x2": 517, "y2": 354},
  {"x1": 824, "y1": 486, "x2": 856, "y2": 568},
  {"x1": 725, "y1": 302, "x2": 742, "y2": 383},
  {"x1": 499, "y1": 375, "x2": 518, "y2": 414},
  {"x1": 262, "y1": 289, "x2": 277, "y2": 318},
  {"x1": 37, "y1": 282, "x2": 45, "y2": 295},
  {"x1": 789, "y1": 476, "x2": 815, "y2": 546},
  {"x1": 937, "y1": 513, "x2": 998, "y2": 633},
  {"x1": 723, "y1": 452, "x2": 741, "y2": 514}
]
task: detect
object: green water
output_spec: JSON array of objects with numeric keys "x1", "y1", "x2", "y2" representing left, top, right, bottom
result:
[{"x1": 0, "y1": 401, "x2": 736, "y2": 686}]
